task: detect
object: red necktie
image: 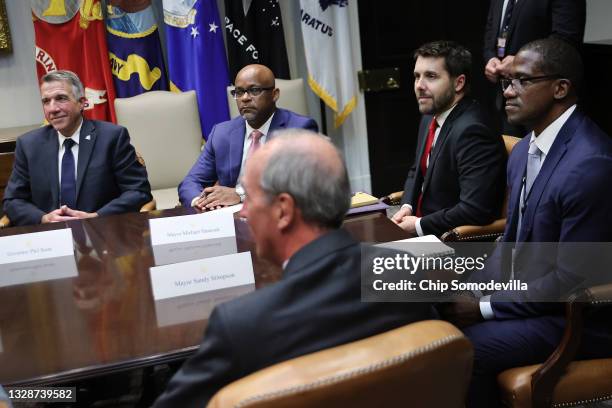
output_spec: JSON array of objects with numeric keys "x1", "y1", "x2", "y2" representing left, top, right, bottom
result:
[
  {"x1": 416, "y1": 117, "x2": 438, "y2": 217},
  {"x1": 247, "y1": 130, "x2": 263, "y2": 157}
]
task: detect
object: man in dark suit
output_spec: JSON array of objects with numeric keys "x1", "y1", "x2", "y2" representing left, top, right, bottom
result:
[
  {"x1": 152, "y1": 130, "x2": 436, "y2": 408},
  {"x1": 483, "y1": 0, "x2": 586, "y2": 136},
  {"x1": 2, "y1": 70, "x2": 151, "y2": 226},
  {"x1": 392, "y1": 41, "x2": 506, "y2": 237},
  {"x1": 442, "y1": 38, "x2": 612, "y2": 407},
  {"x1": 178, "y1": 64, "x2": 318, "y2": 210}
]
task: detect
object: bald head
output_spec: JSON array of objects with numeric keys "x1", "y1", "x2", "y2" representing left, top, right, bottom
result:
[{"x1": 235, "y1": 64, "x2": 276, "y2": 86}]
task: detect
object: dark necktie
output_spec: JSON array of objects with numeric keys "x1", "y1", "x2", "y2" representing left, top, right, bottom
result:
[
  {"x1": 500, "y1": 0, "x2": 517, "y2": 39},
  {"x1": 416, "y1": 118, "x2": 438, "y2": 217},
  {"x1": 61, "y1": 138, "x2": 77, "y2": 209}
]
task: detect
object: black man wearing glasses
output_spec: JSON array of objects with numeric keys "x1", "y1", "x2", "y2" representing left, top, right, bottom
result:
[
  {"x1": 441, "y1": 38, "x2": 612, "y2": 408},
  {"x1": 178, "y1": 64, "x2": 318, "y2": 210}
]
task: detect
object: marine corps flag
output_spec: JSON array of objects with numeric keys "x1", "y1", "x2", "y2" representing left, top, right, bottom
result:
[
  {"x1": 106, "y1": 1, "x2": 169, "y2": 97},
  {"x1": 224, "y1": 0, "x2": 290, "y2": 80},
  {"x1": 163, "y1": 0, "x2": 230, "y2": 139},
  {"x1": 300, "y1": 0, "x2": 357, "y2": 127},
  {"x1": 32, "y1": 0, "x2": 116, "y2": 122}
]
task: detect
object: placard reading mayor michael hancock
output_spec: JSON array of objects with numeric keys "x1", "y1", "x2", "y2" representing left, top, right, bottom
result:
[{"x1": 360, "y1": 242, "x2": 612, "y2": 303}]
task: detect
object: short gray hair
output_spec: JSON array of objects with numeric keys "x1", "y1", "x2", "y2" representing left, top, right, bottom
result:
[
  {"x1": 41, "y1": 70, "x2": 85, "y2": 100},
  {"x1": 260, "y1": 130, "x2": 351, "y2": 229}
]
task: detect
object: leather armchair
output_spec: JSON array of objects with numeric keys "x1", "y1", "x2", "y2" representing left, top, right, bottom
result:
[
  {"x1": 115, "y1": 90, "x2": 203, "y2": 210},
  {"x1": 498, "y1": 284, "x2": 612, "y2": 407},
  {"x1": 0, "y1": 215, "x2": 8, "y2": 229},
  {"x1": 383, "y1": 135, "x2": 521, "y2": 242},
  {"x1": 208, "y1": 320, "x2": 473, "y2": 408}
]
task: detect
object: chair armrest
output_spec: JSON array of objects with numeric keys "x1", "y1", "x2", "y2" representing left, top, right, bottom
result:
[
  {"x1": 440, "y1": 219, "x2": 506, "y2": 242},
  {"x1": 381, "y1": 191, "x2": 404, "y2": 206},
  {"x1": 0, "y1": 215, "x2": 10, "y2": 229},
  {"x1": 529, "y1": 284, "x2": 612, "y2": 407},
  {"x1": 140, "y1": 199, "x2": 156, "y2": 212}
]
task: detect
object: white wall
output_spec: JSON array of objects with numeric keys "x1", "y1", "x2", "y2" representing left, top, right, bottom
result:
[
  {"x1": 0, "y1": 0, "x2": 43, "y2": 128},
  {"x1": 584, "y1": 0, "x2": 612, "y2": 43}
]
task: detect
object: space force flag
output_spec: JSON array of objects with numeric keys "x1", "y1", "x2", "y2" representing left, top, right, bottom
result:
[
  {"x1": 106, "y1": 1, "x2": 169, "y2": 97},
  {"x1": 32, "y1": 0, "x2": 117, "y2": 122},
  {"x1": 224, "y1": 0, "x2": 290, "y2": 80},
  {"x1": 163, "y1": 0, "x2": 231, "y2": 139},
  {"x1": 299, "y1": 0, "x2": 357, "y2": 127}
]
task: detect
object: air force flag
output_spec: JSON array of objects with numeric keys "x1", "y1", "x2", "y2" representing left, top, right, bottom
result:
[
  {"x1": 300, "y1": 0, "x2": 357, "y2": 127},
  {"x1": 163, "y1": 0, "x2": 230, "y2": 139}
]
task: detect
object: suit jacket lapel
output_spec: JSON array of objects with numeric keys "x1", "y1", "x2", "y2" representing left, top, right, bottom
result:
[
  {"x1": 76, "y1": 120, "x2": 96, "y2": 201},
  {"x1": 269, "y1": 108, "x2": 288, "y2": 135},
  {"x1": 491, "y1": 0, "x2": 505, "y2": 36},
  {"x1": 44, "y1": 127, "x2": 60, "y2": 208},
  {"x1": 229, "y1": 119, "x2": 247, "y2": 184},
  {"x1": 422, "y1": 100, "x2": 468, "y2": 192},
  {"x1": 410, "y1": 116, "x2": 431, "y2": 203},
  {"x1": 504, "y1": 139, "x2": 529, "y2": 243},
  {"x1": 516, "y1": 112, "x2": 579, "y2": 243}
]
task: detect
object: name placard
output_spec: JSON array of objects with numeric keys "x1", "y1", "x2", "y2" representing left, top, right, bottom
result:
[
  {"x1": 149, "y1": 211, "x2": 236, "y2": 246},
  {"x1": 154, "y1": 284, "x2": 255, "y2": 327},
  {"x1": 150, "y1": 251, "x2": 255, "y2": 300},
  {"x1": 0, "y1": 229, "x2": 73, "y2": 264}
]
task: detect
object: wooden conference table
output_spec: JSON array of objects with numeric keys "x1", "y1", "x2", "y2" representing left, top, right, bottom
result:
[{"x1": 0, "y1": 207, "x2": 408, "y2": 386}]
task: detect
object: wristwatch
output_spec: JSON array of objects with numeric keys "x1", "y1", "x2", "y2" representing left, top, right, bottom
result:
[{"x1": 235, "y1": 185, "x2": 246, "y2": 203}]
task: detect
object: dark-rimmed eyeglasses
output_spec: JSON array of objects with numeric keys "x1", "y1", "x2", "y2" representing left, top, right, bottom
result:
[
  {"x1": 230, "y1": 87, "x2": 274, "y2": 99},
  {"x1": 500, "y1": 75, "x2": 562, "y2": 92}
]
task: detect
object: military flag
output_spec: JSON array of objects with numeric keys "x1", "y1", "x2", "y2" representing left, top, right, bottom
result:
[
  {"x1": 299, "y1": 0, "x2": 357, "y2": 127},
  {"x1": 224, "y1": 0, "x2": 290, "y2": 80},
  {"x1": 105, "y1": 0, "x2": 169, "y2": 98},
  {"x1": 32, "y1": 0, "x2": 116, "y2": 122},
  {"x1": 163, "y1": 0, "x2": 230, "y2": 139}
]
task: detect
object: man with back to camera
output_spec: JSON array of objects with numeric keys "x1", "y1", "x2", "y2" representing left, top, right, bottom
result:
[
  {"x1": 2, "y1": 70, "x2": 152, "y2": 226},
  {"x1": 392, "y1": 41, "x2": 506, "y2": 238},
  {"x1": 153, "y1": 129, "x2": 436, "y2": 407},
  {"x1": 178, "y1": 64, "x2": 318, "y2": 211},
  {"x1": 441, "y1": 38, "x2": 612, "y2": 407}
]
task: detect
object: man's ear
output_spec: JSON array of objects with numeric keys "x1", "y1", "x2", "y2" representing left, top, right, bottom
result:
[
  {"x1": 553, "y1": 79, "x2": 571, "y2": 100},
  {"x1": 454, "y1": 74, "x2": 466, "y2": 93},
  {"x1": 276, "y1": 192, "x2": 295, "y2": 231},
  {"x1": 272, "y1": 87, "x2": 280, "y2": 103},
  {"x1": 79, "y1": 97, "x2": 89, "y2": 111}
]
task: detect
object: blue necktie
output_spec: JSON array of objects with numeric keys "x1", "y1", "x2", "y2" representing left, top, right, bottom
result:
[{"x1": 60, "y1": 138, "x2": 76, "y2": 208}]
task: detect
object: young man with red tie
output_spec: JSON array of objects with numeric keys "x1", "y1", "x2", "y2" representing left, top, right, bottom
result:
[{"x1": 392, "y1": 41, "x2": 506, "y2": 237}]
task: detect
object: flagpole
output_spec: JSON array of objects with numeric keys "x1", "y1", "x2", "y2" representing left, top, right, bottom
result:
[{"x1": 319, "y1": 98, "x2": 328, "y2": 135}]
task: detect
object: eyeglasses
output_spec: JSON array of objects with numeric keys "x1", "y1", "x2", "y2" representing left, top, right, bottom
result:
[
  {"x1": 230, "y1": 87, "x2": 274, "y2": 99},
  {"x1": 500, "y1": 75, "x2": 562, "y2": 92}
]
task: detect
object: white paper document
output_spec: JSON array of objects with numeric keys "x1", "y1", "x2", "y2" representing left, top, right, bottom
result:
[
  {"x1": 0, "y1": 229, "x2": 74, "y2": 264},
  {"x1": 149, "y1": 211, "x2": 236, "y2": 246},
  {"x1": 376, "y1": 235, "x2": 454, "y2": 257},
  {"x1": 150, "y1": 251, "x2": 255, "y2": 300}
]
